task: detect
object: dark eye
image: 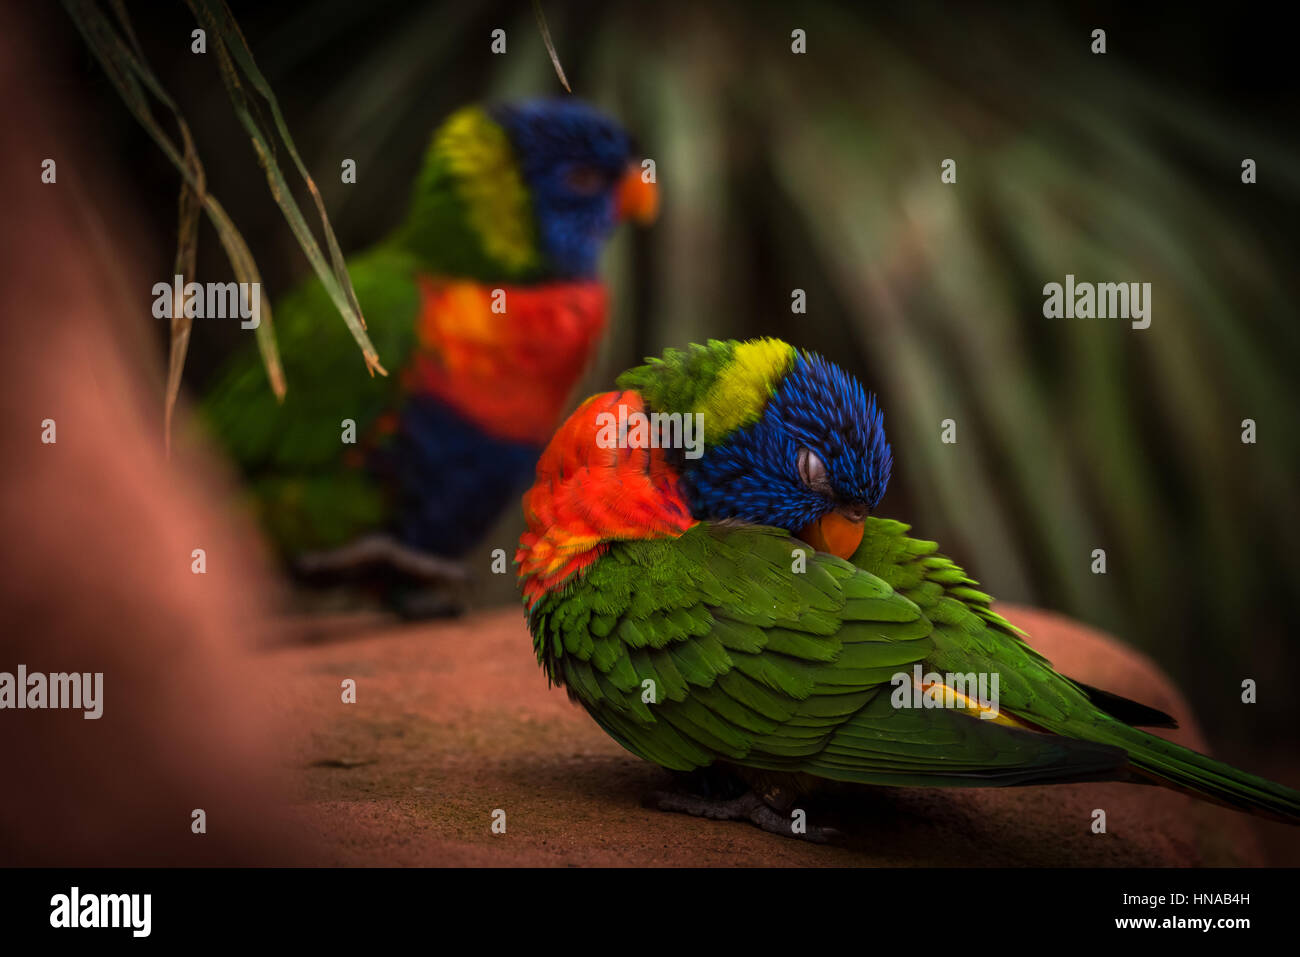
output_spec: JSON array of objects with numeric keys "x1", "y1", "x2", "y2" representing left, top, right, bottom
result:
[
  {"x1": 564, "y1": 164, "x2": 607, "y2": 196},
  {"x1": 797, "y1": 448, "x2": 830, "y2": 492}
]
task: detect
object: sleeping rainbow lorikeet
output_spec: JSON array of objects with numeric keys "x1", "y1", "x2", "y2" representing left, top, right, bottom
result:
[
  {"x1": 516, "y1": 338, "x2": 1300, "y2": 840},
  {"x1": 204, "y1": 99, "x2": 655, "y2": 610}
]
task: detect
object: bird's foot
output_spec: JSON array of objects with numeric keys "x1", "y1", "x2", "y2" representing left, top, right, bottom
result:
[
  {"x1": 643, "y1": 788, "x2": 841, "y2": 844},
  {"x1": 295, "y1": 534, "x2": 471, "y2": 586}
]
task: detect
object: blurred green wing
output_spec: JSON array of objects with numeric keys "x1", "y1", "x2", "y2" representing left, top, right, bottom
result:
[
  {"x1": 200, "y1": 243, "x2": 424, "y2": 551},
  {"x1": 202, "y1": 242, "x2": 423, "y2": 472}
]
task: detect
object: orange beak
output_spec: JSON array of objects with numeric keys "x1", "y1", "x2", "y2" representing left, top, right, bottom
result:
[
  {"x1": 616, "y1": 163, "x2": 658, "y2": 224},
  {"x1": 797, "y1": 511, "x2": 866, "y2": 560}
]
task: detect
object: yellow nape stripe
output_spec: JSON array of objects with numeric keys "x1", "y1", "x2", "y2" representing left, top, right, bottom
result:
[
  {"x1": 695, "y1": 338, "x2": 795, "y2": 439},
  {"x1": 437, "y1": 106, "x2": 538, "y2": 273}
]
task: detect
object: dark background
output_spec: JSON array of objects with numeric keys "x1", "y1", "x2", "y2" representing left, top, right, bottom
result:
[{"x1": 27, "y1": 2, "x2": 1300, "y2": 777}]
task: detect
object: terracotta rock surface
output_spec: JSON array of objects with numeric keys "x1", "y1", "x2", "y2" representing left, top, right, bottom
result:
[{"x1": 269, "y1": 604, "x2": 1282, "y2": 867}]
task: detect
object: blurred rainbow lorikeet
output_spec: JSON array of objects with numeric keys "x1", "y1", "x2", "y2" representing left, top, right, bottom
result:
[
  {"x1": 204, "y1": 99, "x2": 656, "y2": 607},
  {"x1": 516, "y1": 338, "x2": 1300, "y2": 840}
]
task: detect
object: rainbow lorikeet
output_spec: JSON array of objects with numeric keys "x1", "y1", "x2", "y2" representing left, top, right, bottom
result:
[
  {"x1": 516, "y1": 338, "x2": 1300, "y2": 840},
  {"x1": 203, "y1": 99, "x2": 656, "y2": 608}
]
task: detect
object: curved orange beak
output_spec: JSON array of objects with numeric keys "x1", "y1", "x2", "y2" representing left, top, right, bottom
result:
[
  {"x1": 798, "y1": 511, "x2": 866, "y2": 560},
  {"x1": 616, "y1": 163, "x2": 658, "y2": 224}
]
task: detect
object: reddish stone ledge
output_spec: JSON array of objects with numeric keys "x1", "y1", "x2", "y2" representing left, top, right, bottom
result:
[{"x1": 269, "y1": 604, "x2": 1277, "y2": 867}]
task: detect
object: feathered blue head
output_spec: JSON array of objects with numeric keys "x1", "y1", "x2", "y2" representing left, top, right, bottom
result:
[
  {"x1": 617, "y1": 339, "x2": 893, "y2": 555},
  {"x1": 489, "y1": 99, "x2": 646, "y2": 279}
]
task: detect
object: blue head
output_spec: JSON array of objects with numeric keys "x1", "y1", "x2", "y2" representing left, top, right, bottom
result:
[
  {"x1": 619, "y1": 339, "x2": 893, "y2": 558},
  {"x1": 489, "y1": 99, "x2": 653, "y2": 279}
]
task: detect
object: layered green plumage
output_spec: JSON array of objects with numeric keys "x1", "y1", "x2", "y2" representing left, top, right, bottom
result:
[
  {"x1": 855, "y1": 519, "x2": 1300, "y2": 817},
  {"x1": 529, "y1": 517, "x2": 1300, "y2": 820},
  {"x1": 531, "y1": 520, "x2": 1123, "y2": 787}
]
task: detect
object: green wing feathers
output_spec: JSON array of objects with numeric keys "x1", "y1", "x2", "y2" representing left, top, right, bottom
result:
[
  {"x1": 853, "y1": 517, "x2": 1300, "y2": 821},
  {"x1": 533, "y1": 518, "x2": 1300, "y2": 821},
  {"x1": 531, "y1": 524, "x2": 1134, "y2": 788}
]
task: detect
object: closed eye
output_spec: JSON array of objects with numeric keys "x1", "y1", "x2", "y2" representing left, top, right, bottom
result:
[
  {"x1": 564, "y1": 164, "x2": 609, "y2": 196},
  {"x1": 796, "y1": 447, "x2": 831, "y2": 494}
]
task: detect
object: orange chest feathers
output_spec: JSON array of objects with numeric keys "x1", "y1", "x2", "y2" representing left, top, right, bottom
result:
[{"x1": 405, "y1": 275, "x2": 609, "y2": 445}]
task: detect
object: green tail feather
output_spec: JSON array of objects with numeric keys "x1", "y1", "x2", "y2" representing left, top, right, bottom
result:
[{"x1": 1082, "y1": 718, "x2": 1300, "y2": 823}]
